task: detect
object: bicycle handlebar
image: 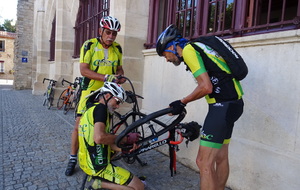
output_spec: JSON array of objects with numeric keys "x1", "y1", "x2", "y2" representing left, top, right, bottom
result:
[
  {"x1": 61, "y1": 78, "x2": 72, "y2": 86},
  {"x1": 43, "y1": 78, "x2": 57, "y2": 84},
  {"x1": 169, "y1": 129, "x2": 184, "y2": 145},
  {"x1": 85, "y1": 76, "x2": 144, "y2": 101}
]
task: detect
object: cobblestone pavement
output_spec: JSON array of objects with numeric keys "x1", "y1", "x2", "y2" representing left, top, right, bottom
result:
[{"x1": 0, "y1": 85, "x2": 230, "y2": 190}]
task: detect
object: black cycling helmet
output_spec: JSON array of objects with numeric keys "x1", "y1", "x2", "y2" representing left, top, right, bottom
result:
[{"x1": 156, "y1": 24, "x2": 182, "y2": 56}]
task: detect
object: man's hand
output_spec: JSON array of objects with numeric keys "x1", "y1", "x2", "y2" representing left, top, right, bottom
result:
[
  {"x1": 104, "y1": 74, "x2": 117, "y2": 82},
  {"x1": 169, "y1": 100, "x2": 186, "y2": 115},
  {"x1": 121, "y1": 143, "x2": 139, "y2": 154},
  {"x1": 116, "y1": 75, "x2": 126, "y2": 84}
]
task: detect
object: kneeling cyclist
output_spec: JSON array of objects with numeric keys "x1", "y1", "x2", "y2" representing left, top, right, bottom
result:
[{"x1": 78, "y1": 82, "x2": 144, "y2": 190}]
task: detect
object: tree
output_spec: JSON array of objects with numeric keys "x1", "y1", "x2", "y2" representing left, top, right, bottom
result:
[{"x1": 0, "y1": 19, "x2": 16, "y2": 33}]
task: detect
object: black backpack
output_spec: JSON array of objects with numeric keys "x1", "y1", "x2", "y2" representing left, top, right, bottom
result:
[{"x1": 190, "y1": 36, "x2": 248, "y2": 81}]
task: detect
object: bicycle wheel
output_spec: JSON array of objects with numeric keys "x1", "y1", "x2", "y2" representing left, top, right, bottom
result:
[
  {"x1": 43, "y1": 91, "x2": 48, "y2": 106},
  {"x1": 115, "y1": 108, "x2": 186, "y2": 149},
  {"x1": 111, "y1": 111, "x2": 146, "y2": 135},
  {"x1": 64, "y1": 93, "x2": 75, "y2": 114},
  {"x1": 47, "y1": 89, "x2": 54, "y2": 109},
  {"x1": 73, "y1": 89, "x2": 82, "y2": 119},
  {"x1": 110, "y1": 112, "x2": 129, "y2": 134},
  {"x1": 57, "y1": 89, "x2": 68, "y2": 110}
]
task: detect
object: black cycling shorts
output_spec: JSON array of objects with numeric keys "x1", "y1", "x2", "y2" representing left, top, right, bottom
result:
[{"x1": 200, "y1": 99, "x2": 244, "y2": 149}]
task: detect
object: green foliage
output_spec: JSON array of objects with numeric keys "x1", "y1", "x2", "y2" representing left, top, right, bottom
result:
[{"x1": 0, "y1": 19, "x2": 16, "y2": 33}]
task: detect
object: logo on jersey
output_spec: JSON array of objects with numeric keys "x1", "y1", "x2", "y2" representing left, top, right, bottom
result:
[
  {"x1": 94, "y1": 47, "x2": 104, "y2": 52},
  {"x1": 93, "y1": 59, "x2": 118, "y2": 67}
]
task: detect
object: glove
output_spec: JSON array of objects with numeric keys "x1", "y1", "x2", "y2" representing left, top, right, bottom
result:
[
  {"x1": 169, "y1": 100, "x2": 186, "y2": 115},
  {"x1": 104, "y1": 74, "x2": 117, "y2": 82},
  {"x1": 126, "y1": 132, "x2": 140, "y2": 144}
]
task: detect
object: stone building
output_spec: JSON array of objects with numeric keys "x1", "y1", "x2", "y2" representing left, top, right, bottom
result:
[
  {"x1": 0, "y1": 31, "x2": 16, "y2": 81},
  {"x1": 15, "y1": 0, "x2": 300, "y2": 189},
  {"x1": 14, "y1": 0, "x2": 34, "y2": 90}
]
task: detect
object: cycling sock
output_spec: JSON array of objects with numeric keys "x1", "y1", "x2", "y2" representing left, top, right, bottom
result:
[{"x1": 69, "y1": 155, "x2": 77, "y2": 160}]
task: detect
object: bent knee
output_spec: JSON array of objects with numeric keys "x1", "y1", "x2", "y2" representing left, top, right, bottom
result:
[{"x1": 128, "y1": 176, "x2": 145, "y2": 190}]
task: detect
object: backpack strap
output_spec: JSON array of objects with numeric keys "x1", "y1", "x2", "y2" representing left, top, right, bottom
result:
[{"x1": 188, "y1": 42, "x2": 232, "y2": 79}]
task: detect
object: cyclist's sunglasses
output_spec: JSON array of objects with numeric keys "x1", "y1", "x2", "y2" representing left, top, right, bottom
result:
[
  {"x1": 113, "y1": 97, "x2": 121, "y2": 105},
  {"x1": 105, "y1": 29, "x2": 118, "y2": 37}
]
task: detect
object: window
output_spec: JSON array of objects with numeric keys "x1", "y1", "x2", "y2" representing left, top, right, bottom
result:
[
  {"x1": 73, "y1": 0, "x2": 110, "y2": 58},
  {"x1": 49, "y1": 15, "x2": 56, "y2": 61},
  {"x1": 145, "y1": 0, "x2": 300, "y2": 48},
  {"x1": 0, "y1": 40, "x2": 5, "y2": 52},
  {"x1": 0, "y1": 61, "x2": 4, "y2": 73},
  {"x1": 242, "y1": 0, "x2": 300, "y2": 35}
]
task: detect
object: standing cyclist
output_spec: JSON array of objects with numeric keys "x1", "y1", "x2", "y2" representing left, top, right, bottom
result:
[
  {"x1": 65, "y1": 16, "x2": 126, "y2": 176},
  {"x1": 79, "y1": 82, "x2": 144, "y2": 190},
  {"x1": 156, "y1": 25, "x2": 244, "y2": 190}
]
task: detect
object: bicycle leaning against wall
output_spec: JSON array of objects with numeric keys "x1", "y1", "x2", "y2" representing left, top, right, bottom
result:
[
  {"x1": 57, "y1": 77, "x2": 82, "y2": 115},
  {"x1": 85, "y1": 76, "x2": 201, "y2": 176},
  {"x1": 42, "y1": 78, "x2": 57, "y2": 110}
]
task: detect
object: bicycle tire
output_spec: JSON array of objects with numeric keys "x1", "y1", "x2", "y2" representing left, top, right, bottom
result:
[
  {"x1": 64, "y1": 93, "x2": 75, "y2": 114},
  {"x1": 110, "y1": 112, "x2": 129, "y2": 134},
  {"x1": 111, "y1": 111, "x2": 147, "y2": 135},
  {"x1": 115, "y1": 108, "x2": 186, "y2": 149},
  {"x1": 43, "y1": 91, "x2": 48, "y2": 106},
  {"x1": 47, "y1": 89, "x2": 54, "y2": 109},
  {"x1": 57, "y1": 89, "x2": 69, "y2": 110},
  {"x1": 73, "y1": 89, "x2": 82, "y2": 119}
]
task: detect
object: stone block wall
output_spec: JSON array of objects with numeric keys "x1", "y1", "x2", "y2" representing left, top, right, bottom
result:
[{"x1": 14, "y1": 0, "x2": 34, "y2": 90}]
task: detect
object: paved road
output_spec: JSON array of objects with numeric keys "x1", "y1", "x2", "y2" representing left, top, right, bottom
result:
[{"x1": 0, "y1": 84, "x2": 228, "y2": 190}]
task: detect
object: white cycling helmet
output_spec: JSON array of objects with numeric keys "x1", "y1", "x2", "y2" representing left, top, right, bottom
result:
[
  {"x1": 100, "y1": 16, "x2": 121, "y2": 32},
  {"x1": 100, "y1": 82, "x2": 126, "y2": 103}
]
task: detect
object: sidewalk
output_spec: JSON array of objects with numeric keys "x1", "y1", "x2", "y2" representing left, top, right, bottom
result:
[
  {"x1": 0, "y1": 85, "x2": 219, "y2": 190},
  {"x1": 0, "y1": 79, "x2": 13, "y2": 85}
]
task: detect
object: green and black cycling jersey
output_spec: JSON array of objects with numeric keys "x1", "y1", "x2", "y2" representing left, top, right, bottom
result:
[{"x1": 182, "y1": 42, "x2": 244, "y2": 104}]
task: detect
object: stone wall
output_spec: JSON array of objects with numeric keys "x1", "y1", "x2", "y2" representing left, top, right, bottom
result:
[{"x1": 14, "y1": 0, "x2": 34, "y2": 90}]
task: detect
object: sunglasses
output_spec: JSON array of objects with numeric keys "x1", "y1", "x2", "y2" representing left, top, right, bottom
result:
[
  {"x1": 105, "y1": 29, "x2": 118, "y2": 37},
  {"x1": 113, "y1": 97, "x2": 121, "y2": 105}
]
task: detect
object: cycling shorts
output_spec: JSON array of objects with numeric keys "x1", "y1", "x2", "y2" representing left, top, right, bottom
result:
[
  {"x1": 93, "y1": 163, "x2": 134, "y2": 186},
  {"x1": 200, "y1": 99, "x2": 244, "y2": 149},
  {"x1": 76, "y1": 90, "x2": 95, "y2": 116}
]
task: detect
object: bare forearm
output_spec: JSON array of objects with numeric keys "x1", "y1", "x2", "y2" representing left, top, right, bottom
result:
[{"x1": 181, "y1": 73, "x2": 213, "y2": 105}]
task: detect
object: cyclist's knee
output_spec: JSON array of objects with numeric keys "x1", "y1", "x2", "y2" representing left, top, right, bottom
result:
[{"x1": 128, "y1": 176, "x2": 145, "y2": 190}]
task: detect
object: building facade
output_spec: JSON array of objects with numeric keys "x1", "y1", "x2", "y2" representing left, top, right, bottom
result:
[
  {"x1": 0, "y1": 31, "x2": 16, "y2": 81},
  {"x1": 15, "y1": 0, "x2": 300, "y2": 189}
]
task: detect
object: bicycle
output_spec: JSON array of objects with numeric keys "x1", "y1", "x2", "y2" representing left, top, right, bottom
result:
[
  {"x1": 115, "y1": 107, "x2": 188, "y2": 176},
  {"x1": 42, "y1": 78, "x2": 57, "y2": 109},
  {"x1": 57, "y1": 77, "x2": 81, "y2": 115},
  {"x1": 72, "y1": 77, "x2": 83, "y2": 118},
  {"x1": 85, "y1": 77, "x2": 201, "y2": 176}
]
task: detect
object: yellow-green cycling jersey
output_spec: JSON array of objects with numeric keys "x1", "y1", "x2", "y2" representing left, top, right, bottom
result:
[
  {"x1": 78, "y1": 103, "x2": 111, "y2": 175},
  {"x1": 77, "y1": 38, "x2": 123, "y2": 115},
  {"x1": 182, "y1": 42, "x2": 244, "y2": 104},
  {"x1": 80, "y1": 38, "x2": 123, "y2": 91}
]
